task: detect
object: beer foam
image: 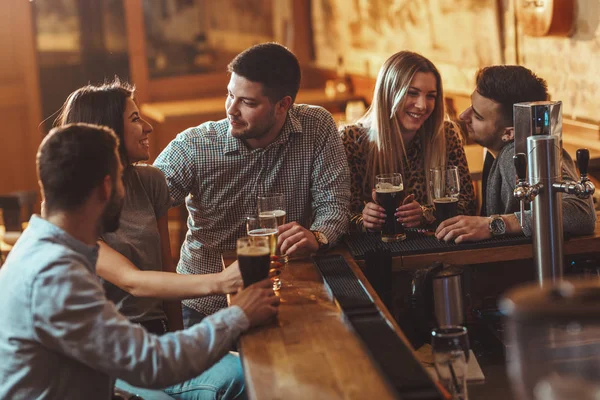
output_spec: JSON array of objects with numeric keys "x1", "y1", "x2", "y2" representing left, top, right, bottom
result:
[
  {"x1": 237, "y1": 246, "x2": 270, "y2": 256},
  {"x1": 248, "y1": 228, "x2": 278, "y2": 236},
  {"x1": 260, "y1": 210, "x2": 286, "y2": 217},
  {"x1": 433, "y1": 197, "x2": 459, "y2": 203},
  {"x1": 375, "y1": 183, "x2": 403, "y2": 193}
]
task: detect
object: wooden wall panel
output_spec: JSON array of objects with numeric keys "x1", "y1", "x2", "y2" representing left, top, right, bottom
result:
[
  {"x1": 0, "y1": 1, "x2": 42, "y2": 195},
  {"x1": 1, "y1": 108, "x2": 31, "y2": 191}
]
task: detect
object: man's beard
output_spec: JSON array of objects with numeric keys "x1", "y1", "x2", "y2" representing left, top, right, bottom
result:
[
  {"x1": 231, "y1": 109, "x2": 277, "y2": 141},
  {"x1": 99, "y1": 188, "x2": 124, "y2": 234}
]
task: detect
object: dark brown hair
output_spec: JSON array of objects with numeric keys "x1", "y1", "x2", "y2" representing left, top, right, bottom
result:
[
  {"x1": 228, "y1": 42, "x2": 301, "y2": 103},
  {"x1": 476, "y1": 65, "x2": 548, "y2": 126},
  {"x1": 38, "y1": 123, "x2": 120, "y2": 212},
  {"x1": 55, "y1": 78, "x2": 135, "y2": 165}
]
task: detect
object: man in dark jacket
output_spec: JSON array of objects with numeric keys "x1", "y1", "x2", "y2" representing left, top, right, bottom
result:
[{"x1": 436, "y1": 65, "x2": 595, "y2": 242}]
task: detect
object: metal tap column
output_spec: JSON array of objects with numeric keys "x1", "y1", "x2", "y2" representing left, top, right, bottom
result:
[{"x1": 527, "y1": 135, "x2": 563, "y2": 284}]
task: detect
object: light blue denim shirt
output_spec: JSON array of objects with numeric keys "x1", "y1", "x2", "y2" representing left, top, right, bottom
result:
[{"x1": 0, "y1": 216, "x2": 249, "y2": 400}]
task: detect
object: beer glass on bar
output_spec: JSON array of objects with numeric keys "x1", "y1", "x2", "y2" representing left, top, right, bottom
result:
[
  {"x1": 246, "y1": 215, "x2": 281, "y2": 290},
  {"x1": 236, "y1": 236, "x2": 271, "y2": 288},
  {"x1": 257, "y1": 193, "x2": 288, "y2": 263},
  {"x1": 430, "y1": 167, "x2": 460, "y2": 223},
  {"x1": 375, "y1": 173, "x2": 406, "y2": 242}
]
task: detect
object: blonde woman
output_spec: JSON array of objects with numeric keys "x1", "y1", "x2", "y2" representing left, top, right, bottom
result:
[{"x1": 340, "y1": 51, "x2": 476, "y2": 231}]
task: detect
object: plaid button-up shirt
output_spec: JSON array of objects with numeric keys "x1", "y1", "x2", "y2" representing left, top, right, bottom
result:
[{"x1": 154, "y1": 104, "x2": 351, "y2": 314}]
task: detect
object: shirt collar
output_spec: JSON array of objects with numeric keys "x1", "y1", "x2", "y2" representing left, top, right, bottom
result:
[
  {"x1": 223, "y1": 130, "x2": 241, "y2": 155},
  {"x1": 223, "y1": 106, "x2": 303, "y2": 155},
  {"x1": 28, "y1": 215, "x2": 99, "y2": 271},
  {"x1": 279, "y1": 106, "x2": 303, "y2": 139}
]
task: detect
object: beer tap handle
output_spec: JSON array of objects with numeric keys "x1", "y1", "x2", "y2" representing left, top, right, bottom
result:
[
  {"x1": 513, "y1": 153, "x2": 528, "y2": 229},
  {"x1": 514, "y1": 153, "x2": 527, "y2": 182},
  {"x1": 576, "y1": 148, "x2": 590, "y2": 179},
  {"x1": 575, "y1": 148, "x2": 595, "y2": 198}
]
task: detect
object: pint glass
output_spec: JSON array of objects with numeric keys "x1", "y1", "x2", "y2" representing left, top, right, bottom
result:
[
  {"x1": 375, "y1": 173, "x2": 406, "y2": 242},
  {"x1": 257, "y1": 193, "x2": 288, "y2": 263},
  {"x1": 236, "y1": 236, "x2": 270, "y2": 288},
  {"x1": 430, "y1": 167, "x2": 460, "y2": 222},
  {"x1": 246, "y1": 215, "x2": 281, "y2": 290}
]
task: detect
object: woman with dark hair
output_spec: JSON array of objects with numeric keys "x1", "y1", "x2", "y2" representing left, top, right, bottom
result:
[
  {"x1": 56, "y1": 79, "x2": 246, "y2": 400},
  {"x1": 340, "y1": 51, "x2": 477, "y2": 231}
]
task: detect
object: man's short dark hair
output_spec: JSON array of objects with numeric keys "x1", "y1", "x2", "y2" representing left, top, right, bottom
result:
[
  {"x1": 37, "y1": 123, "x2": 120, "y2": 212},
  {"x1": 475, "y1": 65, "x2": 549, "y2": 126},
  {"x1": 227, "y1": 42, "x2": 301, "y2": 103}
]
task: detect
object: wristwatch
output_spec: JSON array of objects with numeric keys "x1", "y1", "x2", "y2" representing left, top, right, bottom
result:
[
  {"x1": 489, "y1": 215, "x2": 506, "y2": 237},
  {"x1": 311, "y1": 230, "x2": 329, "y2": 251}
]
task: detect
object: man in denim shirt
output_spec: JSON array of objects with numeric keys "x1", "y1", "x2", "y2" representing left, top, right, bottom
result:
[{"x1": 0, "y1": 124, "x2": 279, "y2": 399}]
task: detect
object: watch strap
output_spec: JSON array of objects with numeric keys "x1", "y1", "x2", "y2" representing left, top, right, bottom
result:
[{"x1": 311, "y1": 230, "x2": 329, "y2": 251}]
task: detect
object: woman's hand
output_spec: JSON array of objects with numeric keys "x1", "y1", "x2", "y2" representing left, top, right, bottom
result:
[
  {"x1": 219, "y1": 261, "x2": 244, "y2": 294},
  {"x1": 395, "y1": 194, "x2": 423, "y2": 228},
  {"x1": 362, "y1": 189, "x2": 386, "y2": 231}
]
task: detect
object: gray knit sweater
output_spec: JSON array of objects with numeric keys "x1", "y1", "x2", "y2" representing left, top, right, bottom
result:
[{"x1": 484, "y1": 141, "x2": 596, "y2": 237}]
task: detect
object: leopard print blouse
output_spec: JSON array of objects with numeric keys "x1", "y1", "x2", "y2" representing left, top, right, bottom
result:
[{"x1": 340, "y1": 121, "x2": 477, "y2": 230}]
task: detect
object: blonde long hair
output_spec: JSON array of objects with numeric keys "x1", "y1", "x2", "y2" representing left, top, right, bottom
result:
[{"x1": 358, "y1": 51, "x2": 447, "y2": 202}]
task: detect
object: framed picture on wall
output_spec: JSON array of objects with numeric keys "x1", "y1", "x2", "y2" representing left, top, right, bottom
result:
[
  {"x1": 141, "y1": 0, "x2": 276, "y2": 79},
  {"x1": 35, "y1": 0, "x2": 82, "y2": 66},
  {"x1": 125, "y1": 0, "x2": 303, "y2": 102}
]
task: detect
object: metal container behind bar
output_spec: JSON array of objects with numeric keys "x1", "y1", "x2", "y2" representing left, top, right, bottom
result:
[
  {"x1": 514, "y1": 101, "x2": 562, "y2": 156},
  {"x1": 433, "y1": 266, "x2": 464, "y2": 327}
]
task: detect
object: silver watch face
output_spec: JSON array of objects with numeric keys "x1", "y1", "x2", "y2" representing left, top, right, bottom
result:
[{"x1": 491, "y1": 217, "x2": 506, "y2": 235}]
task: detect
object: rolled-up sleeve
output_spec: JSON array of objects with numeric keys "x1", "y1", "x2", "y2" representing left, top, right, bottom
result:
[
  {"x1": 309, "y1": 113, "x2": 351, "y2": 244},
  {"x1": 154, "y1": 131, "x2": 198, "y2": 207}
]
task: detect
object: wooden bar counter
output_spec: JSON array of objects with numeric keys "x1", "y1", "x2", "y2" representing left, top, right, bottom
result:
[
  {"x1": 222, "y1": 249, "x2": 428, "y2": 400},
  {"x1": 221, "y1": 214, "x2": 600, "y2": 399},
  {"x1": 349, "y1": 214, "x2": 600, "y2": 272}
]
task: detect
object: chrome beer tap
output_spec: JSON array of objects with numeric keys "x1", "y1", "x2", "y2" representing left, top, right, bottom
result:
[
  {"x1": 512, "y1": 101, "x2": 595, "y2": 286},
  {"x1": 552, "y1": 149, "x2": 596, "y2": 199},
  {"x1": 513, "y1": 148, "x2": 595, "y2": 233},
  {"x1": 513, "y1": 152, "x2": 540, "y2": 228}
]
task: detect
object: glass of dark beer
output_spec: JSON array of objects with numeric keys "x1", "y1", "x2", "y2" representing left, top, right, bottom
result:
[
  {"x1": 430, "y1": 167, "x2": 460, "y2": 223},
  {"x1": 236, "y1": 236, "x2": 271, "y2": 288},
  {"x1": 246, "y1": 215, "x2": 281, "y2": 290},
  {"x1": 375, "y1": 173, "x2": 406, "y2": 242},
  {"x1": 257, "y1": 193, "x2": 288, "y2": 264}
]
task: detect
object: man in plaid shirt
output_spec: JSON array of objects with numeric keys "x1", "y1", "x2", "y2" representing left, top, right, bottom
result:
[{"x1": 154, "y1": 43, "x2": 351, "y2": 325}]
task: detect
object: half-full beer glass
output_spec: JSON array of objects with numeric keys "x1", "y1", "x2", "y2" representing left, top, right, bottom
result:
[
  {"x1": 246, "y1": 215, "x2": 281, "y2": 290},
  {"x1": 430, "y1": 167, "x2": 460, "y2": 223},
  {"x1": 236, "y1": 236, "x2": 270, "y2": 288},
  {"x1": 257, "y1": 193, "x2": 286, "y2": 225},
  {"x1": 257, "y1": 193, "x2": 288, "y2": 263},
  {"x1": 375, "y1": 173, "x2": 406, "y2": 242}
]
